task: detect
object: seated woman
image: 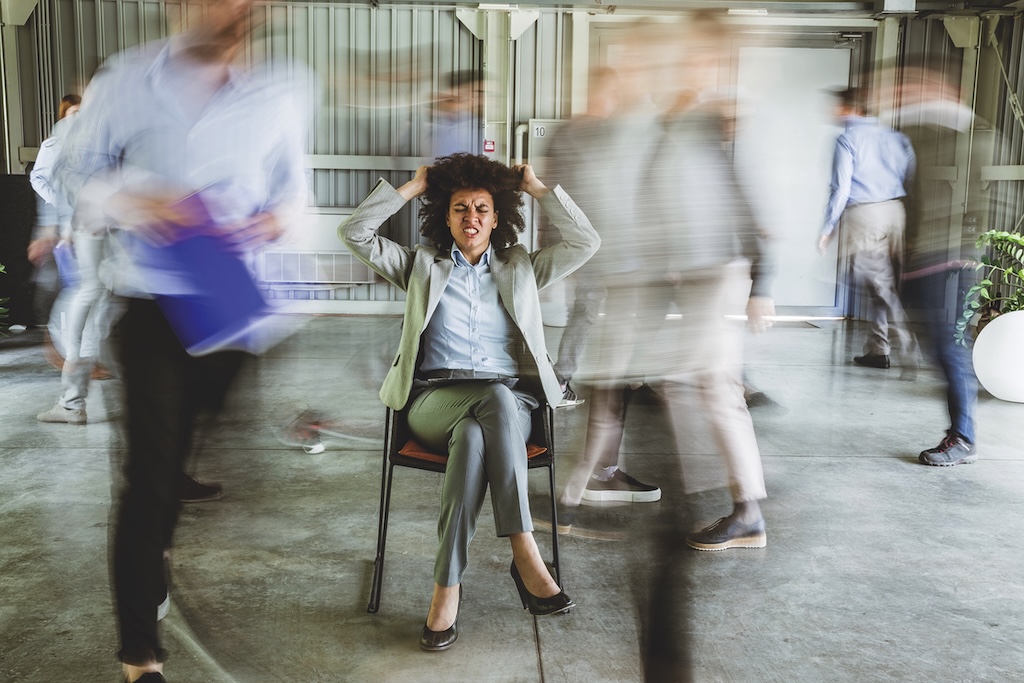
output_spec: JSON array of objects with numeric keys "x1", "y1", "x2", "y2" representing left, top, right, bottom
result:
[{"x1": 341, "y1": 153, "x2": 599, "y2": 651}]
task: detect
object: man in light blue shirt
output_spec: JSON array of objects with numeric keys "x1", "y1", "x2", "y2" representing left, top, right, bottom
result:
[
  {"x1": 53, "y1": 1, "x2": 309, "y2": 680},
  {"x1": 819, "y1": 87, "x2": 916, "y2": 369}
]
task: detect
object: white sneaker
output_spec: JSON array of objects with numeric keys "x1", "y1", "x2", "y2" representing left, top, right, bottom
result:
[
  {"x1": 557, "y1": 382, "x2": 585, "y2": 408},
  {"x1": 37, "y1": 402, "x2": 87, "y2": 425}
]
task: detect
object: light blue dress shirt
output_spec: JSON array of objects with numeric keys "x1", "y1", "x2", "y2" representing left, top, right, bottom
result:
[
  {"x1": 419, "y1": 245, "x2": 518, "y2": 376},
  {"x1": 30, "y1": 116, "x2": 75, "y2": 235},
  {"x1": 54, "y1": 37, "x2": 311, "y2": 295},
  {"x1": 822, "y1": 116, "x2": 916, "y2": 237}
]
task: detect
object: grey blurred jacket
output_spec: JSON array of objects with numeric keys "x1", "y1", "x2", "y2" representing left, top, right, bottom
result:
[
  {"x1": 644, "y1": 107, "x2": 773, "y2": 297},
  {"x1": 544, "y1": 110, "x2": 659, "y2": 284},
  {"x1": 340, "y1": 179, "x2": 600, "y2": 410}
]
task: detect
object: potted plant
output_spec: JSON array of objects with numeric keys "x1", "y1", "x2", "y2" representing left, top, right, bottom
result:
[{"x1": 956, "y1": 229, "x2": 1024, "y2": 402}]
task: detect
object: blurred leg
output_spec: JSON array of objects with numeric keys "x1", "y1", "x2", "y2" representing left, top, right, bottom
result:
[
  {"x1": 553, "y1": 275, "x2": 605, "y2": 384},
  {"x1": 113, "y1": 299, "x2": 244, "y2": 665},
  {"x1": 58, "y1": 233, "x2": 108, "y2": 410},
  {"x1": 113, "y1": 299, "x2": 191, "y2": 666}
]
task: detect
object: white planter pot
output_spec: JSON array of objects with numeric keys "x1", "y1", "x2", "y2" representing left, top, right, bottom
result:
[{"x1": 972, "y1": 309, "x2": 1024, "y2": 403}]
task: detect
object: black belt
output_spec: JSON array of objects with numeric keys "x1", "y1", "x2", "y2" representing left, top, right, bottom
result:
[{"x1": 417, "y1": 369, "x2": 519, "y2": 388}]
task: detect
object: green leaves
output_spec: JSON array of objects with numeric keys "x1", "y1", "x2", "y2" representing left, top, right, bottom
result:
[{"x1": 958, "y1": 229, "x2": 1024, "y2": 346}]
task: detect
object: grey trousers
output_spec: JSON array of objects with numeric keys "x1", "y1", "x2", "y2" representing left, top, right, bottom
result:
[
  {"x1": 843, "y1": 200, "x2": 913, "y2": 357},
  {"x1": 407, "y1": 381, "x2": 539, "y2": 587}
]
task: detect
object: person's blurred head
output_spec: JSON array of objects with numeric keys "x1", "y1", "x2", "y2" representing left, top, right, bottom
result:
[
  {"x1": 419, "y1": 153, "x2": 525, "y2": 253},
  {"x1": 834, "y1": 87, "x2": 867, "y2": 118},
  {"x1": 587, "y1": 66, "x2": 620, "y2": 118},
  {"x1": 185, "y1": 0, "x2": 255, "y2": 62},
  {"x1": 59, "y1": 93, "x2": 82, "y2": 119},
  {"x1": 677, "y1": 11, "x2": 732, "y2": 95},
  {"x1": 439, "y1": 70, "x2": 485, "y2": 114},
  {"x1": 898, "y1": 56, "x2": 961, "y2": 108}
]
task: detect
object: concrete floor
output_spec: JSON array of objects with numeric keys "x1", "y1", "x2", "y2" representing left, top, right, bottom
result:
[{"x1": 2, "y1": 315, "x2": 1023, "y2": 683}]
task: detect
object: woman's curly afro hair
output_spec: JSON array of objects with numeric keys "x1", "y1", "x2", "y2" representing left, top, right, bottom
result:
[{"x1": 419, "y1": 153, "x2": 526, "y2": 251}]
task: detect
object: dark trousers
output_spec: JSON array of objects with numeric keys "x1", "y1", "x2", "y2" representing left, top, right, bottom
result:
[
  {"x1": 902, "y1": 269, "x2": 977, "y2": 443},
  {"x1": 113, "y1": 298, "x2": 245, "y2": 664}
]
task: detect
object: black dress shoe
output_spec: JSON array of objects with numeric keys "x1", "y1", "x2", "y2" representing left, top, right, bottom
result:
[
  {"x1": 419, "y1": 586, "x2": 461, "y2": 651},
  {"x1": 126, "y1": 673, "x2": 166, "y2": 683},
  {"x1": 510, "y1": 561, "x2": 574, "y2": 616},
  {"x1": 178, "y1": 474, "x2": 223, "y2": 503},
  {"x1": 419, "y1": 621, "x2": 457, "y2": 651},
  {"x1": 853, "y1": 353, "x2": 890, "y2": 369}
]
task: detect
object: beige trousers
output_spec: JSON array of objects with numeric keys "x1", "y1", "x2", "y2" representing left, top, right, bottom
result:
[{"x1": 562, "y1": 263, "x2": 767, "y2": 505}]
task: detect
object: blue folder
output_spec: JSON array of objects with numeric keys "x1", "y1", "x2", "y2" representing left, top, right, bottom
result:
[{"x1": 147, "y1": 194, "x2": 271, "y2": 356}]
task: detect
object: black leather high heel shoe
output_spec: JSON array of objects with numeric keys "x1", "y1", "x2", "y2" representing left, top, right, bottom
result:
[
  {"x1": 510, "y1": 561, "x2": 574, "y2": 616},
  {"x1": 419, "y1": 585, "x2": 462, "y2": 651}
]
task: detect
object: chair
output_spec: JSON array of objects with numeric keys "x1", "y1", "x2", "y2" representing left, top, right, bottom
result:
[{"x1": 367, "y1": 403, "x2": 561, "y2": 613}]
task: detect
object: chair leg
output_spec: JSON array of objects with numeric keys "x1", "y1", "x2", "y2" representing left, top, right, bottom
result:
[
  {"x1": 367, "y1": 462, "x2": 396, "y2": 613},
  {"x1": 547, "y1": 461, "x2": 562, "y2": 588},
  {"x1": 543, "y1": 405, "x2": 561, "y2": 588}
]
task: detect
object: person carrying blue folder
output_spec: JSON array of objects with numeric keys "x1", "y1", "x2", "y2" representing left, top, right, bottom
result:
[{"x1": 53, "y1": 1, "x2": 311, "y2": 681}]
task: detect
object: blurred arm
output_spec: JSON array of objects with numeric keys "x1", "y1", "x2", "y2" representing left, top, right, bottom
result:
[
  {"x1": 821, "y1": 136, "x2": 853, "y2": 249},
  {"x1": 53, "y1": 64, "x2": 125, "y2": 235},
  {"x1": 339, "y1": 179, "x2": 416, "y2": 291},
  {"x1": 528, "y1": 181, "x2": 600, "y2": 289}
]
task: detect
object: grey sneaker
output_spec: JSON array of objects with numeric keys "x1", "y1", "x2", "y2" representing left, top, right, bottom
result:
[
  {"x1": 582, "y1": 469, "x2": 661, "y2": 503},
  {"x1": 557, "y1": 382, "x2": 585, "y2": 408},
  {"x1": 686, "y1": 517, "x2": 767, "y2": 551},
  {"x1": 37, "y1": 402, "x2": 87, "y2": 425},
  {"x1": 919, "y1": 432, "x2": 978, "y2": 466}
]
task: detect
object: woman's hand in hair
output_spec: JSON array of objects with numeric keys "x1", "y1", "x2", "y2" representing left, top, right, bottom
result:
[
  {"x1": 398, "y1": 166, "x2": 429, "y2": 201},
  {"x1": 514, "y1": 164, "x2": 550, "y2": 200}
]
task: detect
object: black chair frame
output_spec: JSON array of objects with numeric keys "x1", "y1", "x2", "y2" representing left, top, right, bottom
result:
[{"x1": 367, "y1": 403, "x2": 561, "y2": 613}]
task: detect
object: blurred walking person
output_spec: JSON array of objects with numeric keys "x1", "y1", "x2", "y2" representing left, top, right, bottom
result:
[
  {"x1": 54, "y1": 0, "x2": 310, "y2": 680},
  {"x1": 819, "y1": 86, "x2": 916, "y2": 370},
  {"x1": 639, "y1": 12, "x2": 775, "y2": 550},
  {"x1": 894, "y1": 60, "x2": 984, "y2": 466},
  {"x1": 31, "y1": 93, "x2": 119, "y2": 425},
  {"x1": 552, "y1": 41, "x2": 666, "y2": 529}
]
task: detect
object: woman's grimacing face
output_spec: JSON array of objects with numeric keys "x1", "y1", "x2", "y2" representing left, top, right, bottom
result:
[{"x1": 447, "y1": 188, "x2": 497, "y2": 264}]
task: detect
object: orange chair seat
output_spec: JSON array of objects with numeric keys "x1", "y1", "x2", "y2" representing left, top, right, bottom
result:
[{"x1": 398, "y1": 439, "x2": 548, "y2": 465}]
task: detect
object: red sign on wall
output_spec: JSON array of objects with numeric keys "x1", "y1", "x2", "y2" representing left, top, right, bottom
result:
[{"x1": 483, "y1": 139, "x2": 496, "y2": 153}]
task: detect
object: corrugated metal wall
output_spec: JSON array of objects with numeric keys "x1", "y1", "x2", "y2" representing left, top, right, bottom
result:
[
  {"x1": 27, "y1": 1, "x2": 581, "y2": 303},
  {"x1": 22, "y1": 3, "x2": 1022, "y2": 308},
  {"x1": 992, "y1": 14, "x2": 1024, "y2": 235},
  {"x1": 514, "y1": 11, "x2": 572, "y2": 131},
  {"x1": 31, "y1": 1, "x2": 512, "y2": 301}
]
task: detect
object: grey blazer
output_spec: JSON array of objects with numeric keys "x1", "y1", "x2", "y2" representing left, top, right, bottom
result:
[{"x1": 340, "y1": 179, "x2": 600, "y2": 410}]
